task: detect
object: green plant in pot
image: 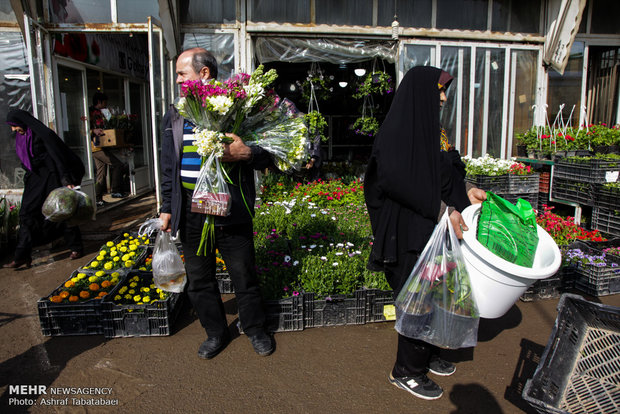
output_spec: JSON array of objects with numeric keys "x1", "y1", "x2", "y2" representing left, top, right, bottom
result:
[
  {"x1": 351, "y1": 116, "x2": 379, "y2": 137},
  {"x1": 304, "y1": 110, "x2": 329, "y2": 142},
  {"x1": 352, "y1": 71, "x2": 394, "y2": 99}
]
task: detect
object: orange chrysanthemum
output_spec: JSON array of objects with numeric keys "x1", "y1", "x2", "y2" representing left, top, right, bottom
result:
[
  {"x1": 79, "y1": 291, "x2": 90, "y2": 299},
  {"x1": 69, "y1": 295, "x2": 79, "y2": 302},
  {"x1": 59, "y1": 291, "x2": 70, "y2": 299},
  {"x1": 64, "y1": 280, "x2": 75, "y2": 288},
  {"x1": 89, "y1": 283, "x2": 100, "y2": 291},
  {"x1": 101, "y1": 280, "x2": 111, "y2": 288},
  {"x1": 50, "y1": 295, "x2": 62, "y2": 303},
  {"x1": 98, "y1": 291, "x2": 107, "y2": 298}
]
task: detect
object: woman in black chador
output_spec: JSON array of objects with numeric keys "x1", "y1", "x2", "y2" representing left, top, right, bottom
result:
[
  {"x1": 364, "y1": 66, "x2": 484, "y2": 400},
  {"x1": 4, "y1": 109, "x2": 85, "y2": 269}
]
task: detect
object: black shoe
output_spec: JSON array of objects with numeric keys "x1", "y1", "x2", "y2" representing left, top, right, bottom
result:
[
  {"x1": 110, "y1": 193, "x2": 126, "y2": 199},
  {"x1": 198, "y1": 334, "x2": 230, "y2": 359},
  {"x1": 388, "y1": 372, "x2": 443, "y2": 400},
  {"x1": 248, "y1": 331, "x2": 274, "y2": 356},
  {"x1": 69, "y1": 251, "x2": 84, "y2": 260},
  {"x1": 428, "y1": 356, "x2": 456, "y2": 376}
]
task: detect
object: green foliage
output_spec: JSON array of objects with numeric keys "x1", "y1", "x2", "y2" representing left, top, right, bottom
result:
[
  {"x1": 351, "y1": 116, "x2": 379, "y2": 137},
  {"x1": 352, "y1": 71, "x2": 394, "y2": 99},
  {"x1": 304, "y1": 110, "x2": 329, "y2": 142}
]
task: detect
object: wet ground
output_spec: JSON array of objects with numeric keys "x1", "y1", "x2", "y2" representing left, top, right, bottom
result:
[{"x1": 1, "y1": 193, "x2": 619, "y2": 413}]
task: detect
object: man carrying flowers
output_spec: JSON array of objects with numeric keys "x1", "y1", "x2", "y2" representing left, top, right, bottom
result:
[{"x1": 159, "y1": 48, "x2": 274, "y2": 359}]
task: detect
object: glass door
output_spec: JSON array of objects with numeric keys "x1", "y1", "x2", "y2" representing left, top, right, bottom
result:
[
  {"x1": 400, "y1": 41, "x2": 542, "y2": 158},
  {"x1": 55, "y1": 63, "x2": 95, "y2": 201}
]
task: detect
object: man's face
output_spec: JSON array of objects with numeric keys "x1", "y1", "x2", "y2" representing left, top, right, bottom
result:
[{"x1": 175, "y1": 52, "x2": 200, "y2": 84}]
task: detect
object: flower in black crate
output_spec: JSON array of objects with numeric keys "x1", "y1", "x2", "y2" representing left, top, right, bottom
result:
[
  {"x1": 48, "y1": 271, "x2": 122, "y2": 303},
  {"x1": 112, "y1": 274, "x2": 170, "y2": 305}
]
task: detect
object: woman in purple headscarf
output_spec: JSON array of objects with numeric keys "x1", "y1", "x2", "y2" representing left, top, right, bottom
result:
[{"x1": 4, "y1": 109, "x2": 85, "y2": 269}]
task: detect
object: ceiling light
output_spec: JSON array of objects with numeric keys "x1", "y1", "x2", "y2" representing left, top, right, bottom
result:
[
  {"x1": 354, "y1": 68, "x2": 366, "y2": 77},
  {"x1": 338, "y1": 81, "x2": 348, "y2": 88}
]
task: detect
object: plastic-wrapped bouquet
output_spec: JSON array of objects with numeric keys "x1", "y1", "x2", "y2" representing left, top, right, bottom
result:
[{"x1": 176, "y1": 65, "x2": 309, "y2": 174}]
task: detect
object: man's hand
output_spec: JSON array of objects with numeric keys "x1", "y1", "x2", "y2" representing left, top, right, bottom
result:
[
  {"x1": 160, "y1": 213, "x2": 172, "y2": 232},
  {"x1": 221, "y1": 133, "x2": 252, "y2": 162},
  {"x1": 305, "y1": 158, "x2": 315, "y2": 169},
  {"x1": 468, "y1": 187, "x2": 487, "y2": 205},
  {"x1": 449, "y1": 210, "x2": 468, "y2": 239},
  {"x1": 93, "y1": 128, "x2": 105, "y2": 137}
]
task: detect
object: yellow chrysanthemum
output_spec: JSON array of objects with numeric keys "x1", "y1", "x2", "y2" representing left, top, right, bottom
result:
[
  {"x1": 130, "y1": 245, "x2": 137, "y2": 251},
  {"x1": 124, "y1": 294, "x2": 132, "y2": 300},
  {"x1": 110, "y1": 250, "x2": 118, "y2": 257},
  {"x1": 90, "y1": 260, "x2": 99, "y2": 268},
  {"x1": 113, "y1": 256, "x2": 120, "y2": 262},
  {"x1": 128, "y1": 289, "x2": 135, "y2": 294},
  {"x1": 124, "y1": 233, "x2": 129, "y2": 238},
  {"x1": 142, "y1": 287, "x2": 150, "y2": 293},
  {"x1": 88, "y1": 276, "x2": 98, "y2": 282},
  {"x1": 120, "y1": 246, "x2": 127, "y2": 253},
  {"x1": 96, "y1": 255, "x2": 104, "y2": 261},
  {"x1": 142, "y1": 296, "x2": 151, "y2": 303},
  {"x1": 106, "y1": 241, "x2": 114, "y2": 247},
  {"x1": 133, "y1": 295, "x2": 141, "y2": 302},
  {"x1": 114, "y1": 295, "x2": 122, "y2": 301},
  {"x1": 99, "y1": 250, "x2": 107, "y2": 256},
  {"x1": 77, "y1": 273, "x2": 87, "y2": 279},
  {"x1": 95, "y1": 271, "x2": 105, "y2": 277},
  {"x1": 124, "y1": 260, "x2": 133, "y2": 267},
  {"x1": 104, "y1": 262, "x2": 113, "y2": 270},
  {"x1": 71, "y1": 277, "x2": 79, "y2": 283},
  {"x1": 119, "y1": 286, "x2": 127, "y2": 294}
]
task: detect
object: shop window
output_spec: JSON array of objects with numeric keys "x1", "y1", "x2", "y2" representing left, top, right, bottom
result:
[
  {"x1": 117, "y1": 0, "x2": 159, "y2": 23},
  {"x1": 181, "y1": 33, "x2": 235, "y2": 81},
  {"x1": 491, "y1": 0, "x2": 541, "y2": 34},
  {"x1": 436, "y1": 0, "x2": 488, "y2": 31},
  {"x1": 0, "y1": 31, "x2": 32, "y2": 189},
  {"x1": 180, "y1": 0, "x2": 236, "y2": 24},
  {"x1": 315, "y1": 0, "x2": 372, "y2": 26},
  {"x1": 49, "y1": 0, "x2": 111, "y2": 24},
  {"x1": 0, "y1": 0, "x2": 16, "y2": 21},
  {"x1": 248, "y1": 0, "x2": 310, "y2": 24},
  {"x1": 547, "y1": 42, "x2": 584, "y2": 128},
  {"x1": 590, "y1": 0, "x2": 620, "y2": 35},
  {"x1": 377, "y1": 0, "x2": 432, "y2": 29}
]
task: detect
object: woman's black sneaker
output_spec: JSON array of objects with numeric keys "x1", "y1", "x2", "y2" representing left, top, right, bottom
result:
[
  {"x1": 388, "y1": 372, "x2": 443, "y2": 400},
  {"x1": 428, "y1": 356, "x2": 456, "y2": 376}
]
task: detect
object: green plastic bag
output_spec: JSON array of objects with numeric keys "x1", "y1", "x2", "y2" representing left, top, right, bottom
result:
[{"x1": 477, "y1": 192, "x2": 539, "y2": 268}]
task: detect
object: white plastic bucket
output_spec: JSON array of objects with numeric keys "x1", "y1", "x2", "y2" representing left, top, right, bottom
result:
[{"x1": 460, "y1": 203, "x2": 562, "y2": 319}]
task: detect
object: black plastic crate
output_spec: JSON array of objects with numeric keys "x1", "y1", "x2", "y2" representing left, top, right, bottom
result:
[
  {"x1": 262, "y1": 294, "x2": 306, "y2": 332},
  {"x1": 38, "y1": 271, "x2": 125, "y2": 336},
  {"x1": 522, "y1": 294, "x2": 620, "y2": 414},
  {"x1": 537, "y1": 192, "x2": 550, "y2": 213},
  {"x1": 508, "y1": 173, "x2": 540, "y2": 194},
  {"x1": 306, "y1": 290, "x2": 367, "y2": 328},
  {"x1": 591, "y1": 159, "x2": 620, "y2": 183},
  {"x1": 568, "y1": 241, "x2": 620, "y2": 297},
  {"x1": 592, "y1": 206, "x2": 620, "y2": 238},
  {"x1": 519, "y1": 267, "x2": 575, "y2": 302},
  {"x1": 102, "y1": 291, "x2": 185, "y2": 338},
  {"x1": 365, "y1": 289, "x2": 395, "y2": 323},
  {"x1": 553, "y1": 159, "x2": 594, "y2": 182},
  {"x1": 551, "y1": 177, "x2": 594, "y2": 206},
  {"x1": 593, "y1": 185, "x2": 620, "y2": 212},
  {"x1": 465, "y1": 175, "x2": 509, "y2": 193},
  {"x1": 216, "y1": 273, "x2": 234, "y2": 294}
]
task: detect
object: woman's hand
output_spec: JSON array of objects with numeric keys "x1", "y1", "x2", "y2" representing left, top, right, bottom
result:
[
  {"x1": 468, "y1": 187, "x2": 487, "y2": 205},
  {"x1": 449, "y1": 210, "x2": 468, "y2": 239}
]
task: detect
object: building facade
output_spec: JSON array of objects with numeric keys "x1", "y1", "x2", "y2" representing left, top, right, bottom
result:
[{"x1": 0, "y1": 0, "x2": 618, "y2": 208}]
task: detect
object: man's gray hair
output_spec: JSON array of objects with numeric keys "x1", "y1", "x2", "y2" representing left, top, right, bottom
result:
[{"x1": 191, "y1": 49, "x2": 218, "y2": 80}]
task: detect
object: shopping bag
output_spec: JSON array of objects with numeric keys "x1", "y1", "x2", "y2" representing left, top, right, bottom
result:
[
  {"x1": 152, "y1": 229, "x2": 187, "y2": 293},
  {"x1": 394, "y1": 210, "x2": 479, "y2": 349},
  {"x1": 42, "y1": 186, "x2": 93, "y2": 224},
  {"x1": 191, "y1": 153, "x2": 231, "y2": 216},
  {"x1": 477, "y1": 192, "x2": 539, "y2": 267}
]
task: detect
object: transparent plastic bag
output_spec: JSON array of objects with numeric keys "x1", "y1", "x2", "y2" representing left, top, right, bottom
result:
[
  {"x1": 152, "y1": 229, "x2": 187, "y2": 293},
  {"x1": 191, "y1": 152, "x2": 231, "y2": 216},
  {"x1": 42, "y1": 186, "x2": 93, "y2": 224},
  {"x1": 394, "y1": 210, "x2": 479, "y2": 349}
]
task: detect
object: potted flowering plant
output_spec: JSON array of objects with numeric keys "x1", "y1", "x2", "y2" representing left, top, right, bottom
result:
[
  {"x1": 351, "y1": 116, "x2": 379, "y2": 137},
  {"x1": 353, "y1": 71, "x2": 394, "y2": 99},
  {"x1": 304, "y1": 110, "x2": 329, "y2": 142}
]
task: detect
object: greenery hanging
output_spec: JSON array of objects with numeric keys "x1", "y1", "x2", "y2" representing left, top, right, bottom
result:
[
  {"x1": 352, "y1": 71, "x2": 394, "y2": 99},
  {"x1": 304, "y1": 110, "x2": 329, "y2": 142}
]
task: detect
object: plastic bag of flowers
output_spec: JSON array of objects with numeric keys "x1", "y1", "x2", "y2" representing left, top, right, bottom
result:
[
  {"x1": 394, "y1": 211, "x2": 479, "y2": 349},
  {"x1": 42, "y1": 186, "x2": 93, "y2": 223}
]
